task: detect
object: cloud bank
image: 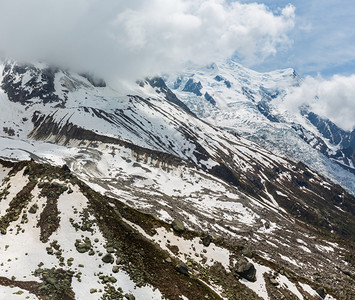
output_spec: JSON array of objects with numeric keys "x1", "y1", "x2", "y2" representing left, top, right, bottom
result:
[
  {"x1": 284, "y1": 74, "x2": 355, "y2": 131},
  {"x1": 0, "y1": 0, "x2": 295, "y2": 80}
]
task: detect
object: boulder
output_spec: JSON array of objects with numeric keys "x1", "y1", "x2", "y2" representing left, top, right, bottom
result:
[
  {"x1": 61, "y1": 164, "x2": 71, "y2": 172},
  {"x1": 235, "y1": 258, "x2": 256, "y2": 282},
  {"x1": 116, "y1": 257, "x2": 123, "y2": 265},
  {"x1": 342, "y1": 269, "x2": 352, "y2": 277},
  {"x1": 165, "y1": 257, "x2": 172, "y2": 263},
  {"x1": 44, "y1": 276, "x2": 57, "y2": 286},
  {"x1": 125, "y1": 294, "x2": 135, "y2": 300},
  {"x1": 0, "y1": 227, "x2": 6, "y2": 235},
  {"x1": 316, "y1": 287, "x2": 327, "y2": 299},
  {"x1": 242, "y1": 249, "x2": 253, "y2": 258},
  {"x1": 106, "y1": 247, "x2": 115, "y2": 253},
  {"x1": 102, "y1": 253, "x2": 114, "y2": 264},
  {"x1": 202, "y1": 235, "x2": 212, "y2": 247},
  {"x1": 76, "y1": 243, "x2": 90, "y2": 253},
  {"x1": 175, "y1": 263, "x2": 189, "y2": 276},
  {"x1": 28, "y1": 205, "x2": 38, "y2": 214},
  {"x1": 269, "y1": 278, "x2": 279, "y2": 286},
  {"x1": 113, "y1": 208, "x2": 122, "y2": 219},
  {"x1": 23, "y1": 166, "x2": 31, "y2": 175},
  {"x1": 172, "y1": 219, "x2": 185, "y2": 233}
]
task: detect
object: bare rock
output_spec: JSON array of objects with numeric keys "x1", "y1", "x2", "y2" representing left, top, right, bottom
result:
[
  {"x1": 175, "y1": 263, "x2": 189, "y2": 276},
  {"x1": 235, "y1": 258, "x2": 256, "y2": 282},
  {"x1": 172, "y1": 219, "x2": 185, "y2": 233}
]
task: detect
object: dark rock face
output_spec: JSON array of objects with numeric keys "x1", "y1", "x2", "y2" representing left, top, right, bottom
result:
[
  {"x1": 242, "y1": 86, "x2": 255, "y2": 101},
  {"x1": 300, "y1": 110, "x2": 355, "y2": 173},
  {"x1": 214, "y1": 75, "x2": 231, "y2": 88},
  {"x1": 210, "y1": 164, "x2": 240, "y2": 187},
  {"x1": 214, "y1": 75, "x2": 224, "y2": 82},
  {"x1": 204, "y1": 92, "x2": 216, "y2": 105},
  {"x1": 79, "y1": 73, "x2": 106, "y2": 87},
  {"x1": 182, "y1": 78, "x2": 203, "y2": 96},
  {"x1": 224, "y1": 80, "x2": 231, "y2": 88},
  {"x1": 1, "y1": 62, "x2": 60, "y2": 104},
  {"x1": 235, "y1": 258, "x2": 257, "y2": 282},
  {"x1": 330, "y1": 146, "x2": 355, "y2": 174},
  {"x1": 256, "y1": 101, "x2": 279, "y2": 123},
  {"x1": 146, "y1": 77, "x2": 195, "y2": 116},
  {"x1": 173, "y1": 76, "x2": 182, "y2": 89},
  {"x1": 259, "y1": 86, "x2": 280, "y2": 101},
  {"x1": 306, "y1": 112, "x2": 355, "y2": 148},
  {"x1": 61, "y1": 164, "x2": 71, "y2": 173}
]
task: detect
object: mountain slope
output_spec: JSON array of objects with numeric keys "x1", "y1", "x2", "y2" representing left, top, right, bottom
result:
[
  {"x1": 1, "y1": 156, "x2": 354, "y2": 299},
  {"x1": 0, "y1": 159, "x2": 225, "y2": 299},
  {"x1": 1, "y1": 61, "x2": 355, "y2": 241},
  {"x1": 0, "y1": 60, "x2": 354, "y2": 299}
]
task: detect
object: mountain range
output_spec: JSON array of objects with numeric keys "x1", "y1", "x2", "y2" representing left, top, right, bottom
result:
[{"x1": 0, "y1": 59, "x2": 354, "y2": 299}]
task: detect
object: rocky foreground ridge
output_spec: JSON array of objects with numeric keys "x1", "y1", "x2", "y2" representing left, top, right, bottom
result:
[{"x1": 0, "y1": 157, "x2": 354, "y2": 299}]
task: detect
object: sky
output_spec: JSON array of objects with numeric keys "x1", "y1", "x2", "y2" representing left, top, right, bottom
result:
[
  {"x1": 240, "y1": 0, "x2": 355, "y2": 131},
  {"x1": 0, "y1": 0, "x2": 296, "y2": 79},
  {"x1": 240, "y1": 0, "x2": 355, "y2": 77},
  {"x1": 0, "y1": 0, "x2": 354, "y2": 130}
]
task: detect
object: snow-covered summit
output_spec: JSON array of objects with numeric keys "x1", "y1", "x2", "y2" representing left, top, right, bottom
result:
[{"x1": 164, "y1": 59, "x2": 355, "y2": 195}]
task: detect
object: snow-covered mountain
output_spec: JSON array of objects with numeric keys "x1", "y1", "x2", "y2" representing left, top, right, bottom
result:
[
  {"x1": 164, "y1": 59, "x2": 355, "y2": 195},
  {"x1": 0, "y1": 60, "x2": 354, "y2": 299}
]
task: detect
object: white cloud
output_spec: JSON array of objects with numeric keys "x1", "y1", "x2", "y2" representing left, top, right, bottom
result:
[
  {"x1": 0, "y1": 0, "x2": 295, "y2": 80},
  {"x1": 283, "y1": 74, "x2": 355, "y2": 131}
]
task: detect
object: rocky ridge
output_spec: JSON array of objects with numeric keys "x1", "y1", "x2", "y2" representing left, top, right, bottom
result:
[{"x1": 0, "y1": 159, "x2": 354, "y2": 299}]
